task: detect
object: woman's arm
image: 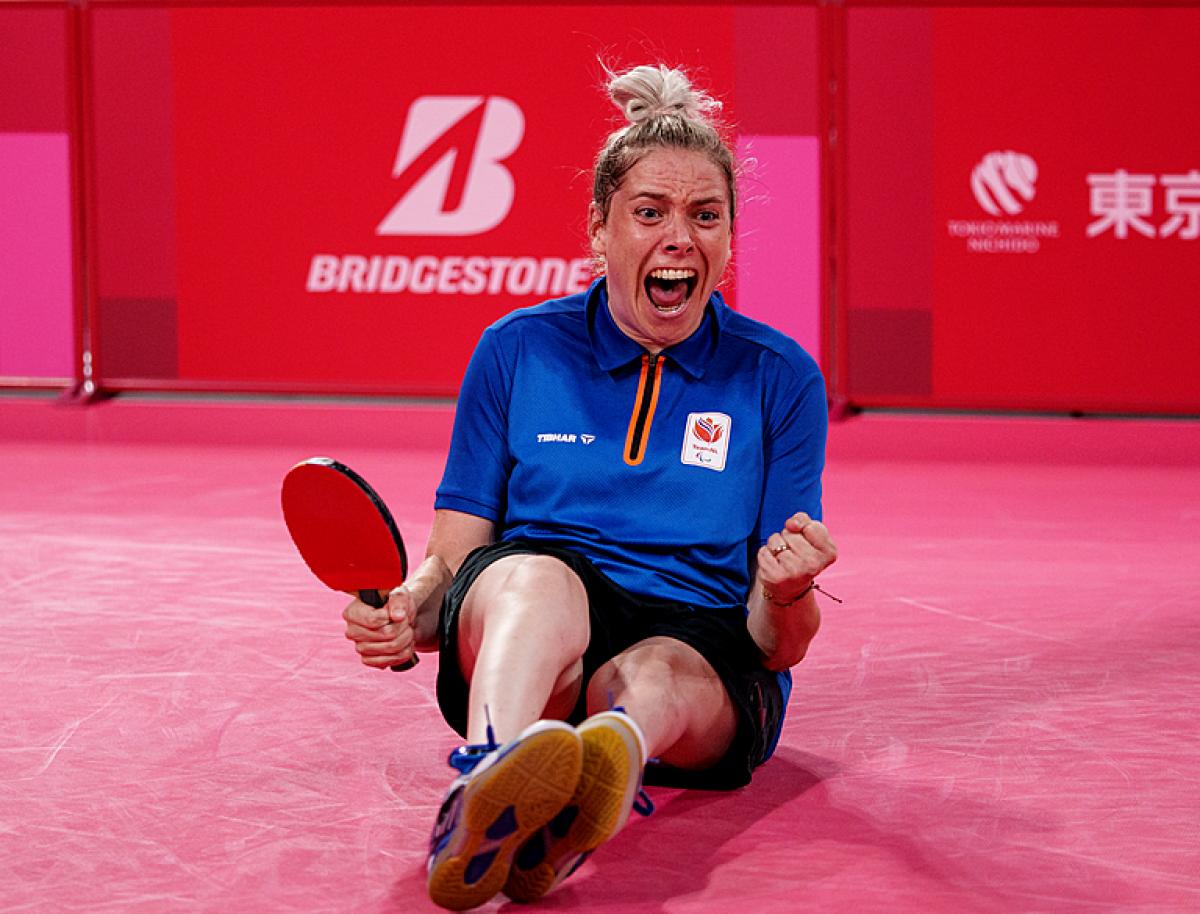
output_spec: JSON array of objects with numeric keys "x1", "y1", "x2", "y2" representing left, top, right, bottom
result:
[
  {"x1": 343, "y1": 509, "x2": 495, "y2": 667},
  {"x1": 746, "y1": 512, "x2": 837, "y2": 670},
  {"x1": 405, "y1": 509, "x2": 496, "y2": 649}
]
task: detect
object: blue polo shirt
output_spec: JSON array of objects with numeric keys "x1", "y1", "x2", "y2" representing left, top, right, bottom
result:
[{"x1": 435, "y1": 278, "x2": 827, "y2": 613}]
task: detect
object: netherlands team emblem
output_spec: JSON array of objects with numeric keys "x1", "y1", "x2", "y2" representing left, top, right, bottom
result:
[
  {"x1": 681, "y1": 412, "x2": 731, "y2": 472},
  {"x1": 692, "y1": 416, "x2": 724, "y2": 443}
]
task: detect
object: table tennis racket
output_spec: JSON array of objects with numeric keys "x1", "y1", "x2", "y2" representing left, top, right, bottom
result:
[{"x1": 281, "y1": 457, "x2": 417, "y2": 671}]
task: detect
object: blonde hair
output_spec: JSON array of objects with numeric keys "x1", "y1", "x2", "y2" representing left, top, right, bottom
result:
[{"x1": 593, "y1": 64, "x2": 737, "y2": 223}]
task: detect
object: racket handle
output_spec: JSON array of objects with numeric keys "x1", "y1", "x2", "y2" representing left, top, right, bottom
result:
[{"x1": 359, "y1": 589, "x2": 419, "y2": 672}]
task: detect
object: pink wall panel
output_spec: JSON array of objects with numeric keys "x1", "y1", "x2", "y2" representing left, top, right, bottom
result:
[
  {"x1": 0, "y1": 6, "x2": 75, "y2": 384},
  {"x1": 732, "y1": 5, "x2": 824, "y2": 364},
  {"x1": 0, "y1": 133, "x2": 75, "y2": 380},
  {"x1": 735, "y1": 136, "x2": 822, "y2": 359}
]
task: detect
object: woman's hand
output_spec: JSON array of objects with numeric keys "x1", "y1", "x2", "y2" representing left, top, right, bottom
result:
[
  {"x1": 342, "y1": 587, "x2": 418, "y2": 670},
  {"x1": 748, "y1": 512, "x2": 838, "y2": 669},
  {"x1": 757, "y1": 512, "x2": 838, "y2": 604},
  {"x1": 340, "y1": 509, "x2": 495, "y2": 671}
]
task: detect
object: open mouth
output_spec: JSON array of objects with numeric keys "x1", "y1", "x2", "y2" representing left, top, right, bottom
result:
[{"x1": 644, "y1": 268, "x2": 698, "y2": 313}]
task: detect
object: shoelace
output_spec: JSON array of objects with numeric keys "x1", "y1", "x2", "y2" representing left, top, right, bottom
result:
[
  {"x1": 632, "y1": 790, "x2": 654, "y2": 816},
  {"x1": 447, "y1": 720, "x2": 501, "y2": 775}
]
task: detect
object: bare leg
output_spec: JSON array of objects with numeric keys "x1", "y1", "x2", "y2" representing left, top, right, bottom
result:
[
  {"x1": 585, "y1": 637, "x2": 737, "y2": 769},
  {"x1": 455, "y1": 555, "x2": 591, "y2": 743},
  {"x1": 476, "y1": 638, "x2": 732, "y2": 906}
]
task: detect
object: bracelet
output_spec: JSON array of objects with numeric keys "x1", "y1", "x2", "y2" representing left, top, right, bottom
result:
[{"x1": 761, "y1": 580, "x2": 843, "y2": 606}]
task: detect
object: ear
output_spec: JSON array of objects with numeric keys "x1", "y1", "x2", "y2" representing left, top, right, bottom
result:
[{"x1": 587, "y1": 202, "x2": 607, "y2": 258}]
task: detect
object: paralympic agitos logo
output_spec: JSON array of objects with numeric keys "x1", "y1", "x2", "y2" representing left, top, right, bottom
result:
[{"x1": 307, "y1": 95, "x2": 592, "y2": 297}]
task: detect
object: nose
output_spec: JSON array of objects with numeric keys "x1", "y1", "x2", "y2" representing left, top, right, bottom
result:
[{"x1": 661, "y1": 212, "x2": 694, "y2": 254}]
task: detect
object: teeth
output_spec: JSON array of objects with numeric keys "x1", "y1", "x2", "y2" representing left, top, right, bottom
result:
[{"x1": 649, "y1": 269, "x2": 696, "y2": 281}]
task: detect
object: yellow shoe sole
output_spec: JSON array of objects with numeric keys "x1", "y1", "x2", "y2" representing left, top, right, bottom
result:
[
  {"x1": 428, "y1": 722, "x2": 583, "y2": 911},
  {"x1": 503, "y1": 712, "x2": 643, "y2": 902}
]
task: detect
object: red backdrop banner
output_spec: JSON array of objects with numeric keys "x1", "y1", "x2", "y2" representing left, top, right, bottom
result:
[
  {"x1": 85, "y1": 4, "x2": 826, "y2": 398},
  {"x1": 845, "y1": 6, "x2": 1200, "y2": 414},
  {"x1": 163, "y1": 6, "x2": 735, "y2": 395}
]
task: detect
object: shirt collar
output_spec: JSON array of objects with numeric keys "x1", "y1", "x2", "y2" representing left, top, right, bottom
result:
[{"x1": 586, "y1": 277, "x2": 724, "y2": 379}]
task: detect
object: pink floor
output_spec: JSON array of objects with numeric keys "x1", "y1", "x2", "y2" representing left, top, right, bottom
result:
[{"x1": 2, "y1": 397, "x2": 1198, "y2": 913}]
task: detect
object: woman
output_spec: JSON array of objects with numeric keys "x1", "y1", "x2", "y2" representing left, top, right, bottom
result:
[{"x1": 342, "y1": 63, "x2": 837, "y2": 911}]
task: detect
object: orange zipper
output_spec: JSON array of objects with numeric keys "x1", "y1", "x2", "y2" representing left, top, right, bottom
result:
[{"x1": 623, "y1": 354, "x2": 663, "y2": 466}]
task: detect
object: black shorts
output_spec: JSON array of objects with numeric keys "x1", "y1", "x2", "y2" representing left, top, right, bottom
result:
[{"x1": 435, "y1": 539, "x2": 785, "y2": 791}]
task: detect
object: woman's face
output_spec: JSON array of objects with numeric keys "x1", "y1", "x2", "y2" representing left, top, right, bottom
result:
[{"x1": 589, "y1": 148, "x2": 732, "y2": 354}]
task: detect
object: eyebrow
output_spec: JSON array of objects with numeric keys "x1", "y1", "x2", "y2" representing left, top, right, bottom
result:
[{"x1": 631, "y1": 191, "x2": 728, "y2": 207}]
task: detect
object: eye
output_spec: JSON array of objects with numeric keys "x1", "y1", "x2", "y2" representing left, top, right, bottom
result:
[
  {"x1": 635, "y1": 206, "x2": 661, "y2": 220},
  {"x1": 695, "y1": 209, "x2": 722, "y2": 224}
]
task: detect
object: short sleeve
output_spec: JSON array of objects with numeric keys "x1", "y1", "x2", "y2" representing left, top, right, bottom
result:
[
  {"x1": 756, "y1": 360, "x2": 828, "y2": 544},
  {"x1": 434, "y1": 326, "x2": 514, "y2": 521}
]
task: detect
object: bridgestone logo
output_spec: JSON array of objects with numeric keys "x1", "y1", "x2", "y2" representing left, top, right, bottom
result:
[
  {"x1": 378, "y1": 96, "x2": 523, "y2": 237},
  {"x1": 305, "y1": 97, "x2": 590, "y2": 297},
  {"x1": 307, "y1": 254, "x2": 592, "y2": 296},
  {"x1": 307, "y1": 99, "x2": 592, "y2": 298}
]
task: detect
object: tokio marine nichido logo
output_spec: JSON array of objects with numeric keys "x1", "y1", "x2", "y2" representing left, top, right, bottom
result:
[
  {"x1": 971, "y1": 151, "x2": 1037, "y2": 216},
  {"x1": 307, "y1": 96, "x2": 592, "y2": 296},
  {"x1": 948, "y1": 150, "x2": 1060, "y2": 254}
]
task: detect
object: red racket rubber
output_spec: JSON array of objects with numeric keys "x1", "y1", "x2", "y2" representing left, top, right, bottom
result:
[{"x1": 281, "y1": 457, "x2": 417, "y2": 671}]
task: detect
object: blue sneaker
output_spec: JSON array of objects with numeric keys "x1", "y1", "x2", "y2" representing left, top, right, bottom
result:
[
  {"x1": 426, "y1": 720, "x2": 583, "y2": 911},
  {"x1": 502, "y1": 710, "x2": 653, "y2": 902}
]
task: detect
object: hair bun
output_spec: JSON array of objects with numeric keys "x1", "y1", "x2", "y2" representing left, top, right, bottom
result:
[{"x1": 608, "y1": 64, "x2": 721, "y2": 126}]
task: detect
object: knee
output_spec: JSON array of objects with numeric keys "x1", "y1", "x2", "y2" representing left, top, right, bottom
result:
[
  {"x1": 484, "y1": 556, "x2": 585, "y2": 617},
  {"x1": 496, "y1": 555, "x2": 581, "y2": 598},
  {"x1": 462, "y1": 555, "x2": 589, "y2": 649},
  {"x1": 586, "y1": 640, "x2": 682, "y2": 710}
]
